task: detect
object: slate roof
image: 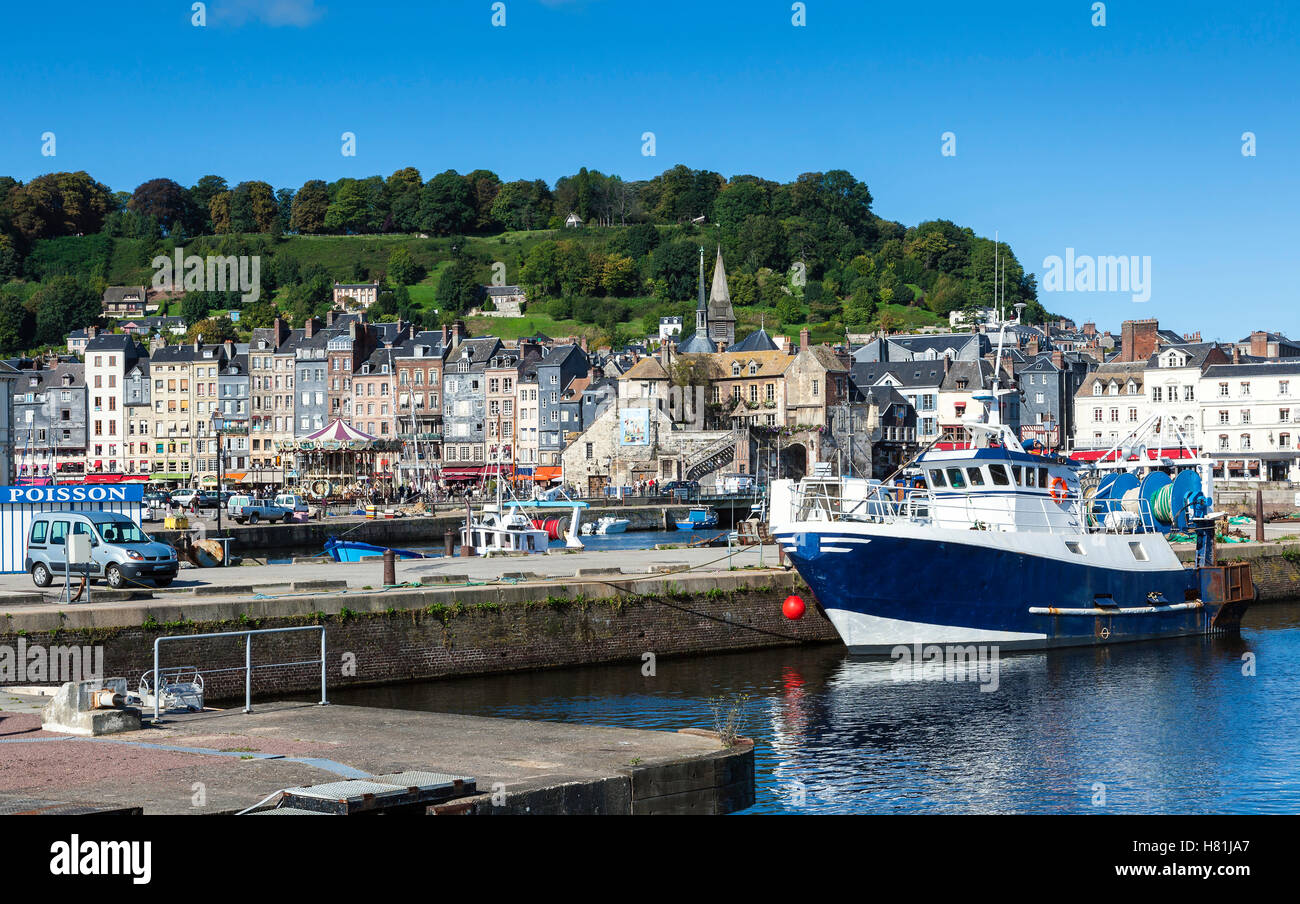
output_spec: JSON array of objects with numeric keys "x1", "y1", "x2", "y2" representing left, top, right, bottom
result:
[
  {"x1": 729, "y1": 327, "x2": 778, "y2": 353},
  {"x1": 675, "y1": 331, "x2": 718, "y2": 354},
  {"x1": 1202, "y1": 360, "x2": 1300, "y2": 379}
]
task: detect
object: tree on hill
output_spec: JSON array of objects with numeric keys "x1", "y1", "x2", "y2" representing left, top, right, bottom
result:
[
  {"x1": 289, "y1": 180, "x2": 329, "y2": 235},
  {"x1": 0, "y1": 289, "x2": 34, "y2": 354},
  {"x1": 386, "y1": 167, "x2": 423, "y2": 232},
  {"x1": 491, "y1": 179, "x2": 553, "y2": 231},
  {"x1": 128, "y1": 178, "x2": 192, "y2": 235},
  {"x1": 435, "y1": 256, "x2": 483, "y2": 316},
  {"x1": 31, "y1": 276, "x2": 100, "y2": 346},
  {"x1": 419, "y1": 170, "x2": 475, "y2": 236},
  {"x1": 184, "y1": 315, "x2": 237, "y2": 345},
  {"x1": 7, "y1": 171, "x2": 114, "y2": 242},
  {"x1": 385, "y1": 246, "x2": 419, "y2": 286}
]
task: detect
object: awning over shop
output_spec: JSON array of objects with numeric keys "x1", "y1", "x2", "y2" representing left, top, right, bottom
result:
[
  {"x1": 1069, "y1": 447, "x2": 1200, "y2": 463},
  {"x1": 82, "y1": 473, "x2": 148, "y2": 483},
  {"x1": 441, "y1": 466, "x2": 488, "y2": 480},
  {"x1": 223, "y1": 472, "x2": 248, "y2": 482},
  {"x1": 149, "y1": 473, "x2": 188, "y2": 481},
  {"x1": 532, "y1": 466, "x2": 563, "y2": 482}
]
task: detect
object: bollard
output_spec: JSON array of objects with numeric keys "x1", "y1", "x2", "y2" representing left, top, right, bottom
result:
[
  {"x1": 383, "y1": 548, "x2": 396, "y2": 586},
  {"x1": 444, "y1": 529, "x2": 455, "y2": 558},
  {"x1": 1256, "y1": 489, "x2": 1265, "y2": 543}
]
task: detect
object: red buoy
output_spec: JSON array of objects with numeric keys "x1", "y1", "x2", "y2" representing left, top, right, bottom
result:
[{"x1": 782, "y1": 595, "x2": 806, "y2": 620}]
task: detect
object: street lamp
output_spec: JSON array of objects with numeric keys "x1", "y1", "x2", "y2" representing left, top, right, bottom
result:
[{"x1": 211, "y1": 412, "x2": 225, "y2": 535}]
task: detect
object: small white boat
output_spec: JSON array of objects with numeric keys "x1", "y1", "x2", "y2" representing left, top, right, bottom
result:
[
  {"x1": 582, "y1": 516, "x2": 631, "y2": 535},
  {"x1": 462, "y1": 505, "x2": 552, "y2": 555}
]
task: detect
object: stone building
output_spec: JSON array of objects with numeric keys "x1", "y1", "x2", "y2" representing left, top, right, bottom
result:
[
  {"x1": 332, "y1": 282, "x2": 380, "y2": 309},
  {"x1": 561, "y1": 400, "x2": 736, "y2": 496},
  {"x1": 442, "y1": 337, "x2": 501, "y2": 466},
  {"x1": 124, "y1": 356, "x2": 152, "y2": 475},
  {"x1": 11, "y1": 360, "x2": 86, "y2": 480},
  {"x1": 84, "y1": 333, "x2": 146, "y2": 475}
]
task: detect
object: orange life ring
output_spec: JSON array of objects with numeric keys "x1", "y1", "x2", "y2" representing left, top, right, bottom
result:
[{"x1": 1050, "y1": 477, "x2": 1069, "y2": 503}]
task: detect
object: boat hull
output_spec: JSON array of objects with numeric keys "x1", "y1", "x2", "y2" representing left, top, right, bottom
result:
[
  {"x1": 324, "y1": 538, "x2": 428, "y2": 563},
  {"x1": 773, "y1": 524, "x2": 1238, "y2": 653}
]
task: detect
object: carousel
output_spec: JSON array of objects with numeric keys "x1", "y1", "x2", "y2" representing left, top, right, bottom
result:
[{"x1": 279, "y1": 418, "x2": 403, "y2": 500}]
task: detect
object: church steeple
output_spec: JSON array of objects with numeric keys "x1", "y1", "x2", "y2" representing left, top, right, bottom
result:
[
  {"x1": 696, "y1": 245, "x2": 708, "y2": 335},
  {"x1": 707, "y1": 244, "x2": 735, "y2": 348}
]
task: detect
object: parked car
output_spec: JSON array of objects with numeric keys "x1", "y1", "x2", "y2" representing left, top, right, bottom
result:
[
  {"x1": 273, "y1": 493, "x2": 309, "y2": 512},
  {"x1": 227, "y1": 494, "x2": 294, "y2": 524},
  {"x1": 25, "y1": 511, "x2": 178, "y2": 589},
  {"x1": 171, "y1": 488, "x2": 200, "y2": 507},
  {"x1": 661, "y1": 480, "x2": 701, "y2": 499}
]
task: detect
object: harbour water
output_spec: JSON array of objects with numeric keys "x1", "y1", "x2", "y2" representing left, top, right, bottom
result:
[
  {"x1": 330, "y1": 601, "x2": 1300, "y2": 814},
  {"x1": 272, "y1": 529, "x2": 715, "y2": 563}
]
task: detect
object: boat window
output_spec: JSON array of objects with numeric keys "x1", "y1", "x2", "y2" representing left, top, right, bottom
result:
[
  {"x1": 1023, "y1": 468, "x2": 1037, "y2": 488},
  {"x1": 946, "y1": 468, "x2": 966, "y2": 489},
  {"x1": 1129, "y1": 542, "x2": 1149, "y2": 561},
  {"x1": 1065, "y1": 541, "x2": 1084, "y2": 555},
  {"x1": 1038, "y1": 467, "x2": 1050, "y2": 488},
  {"x1": 988, "y1": 465, "x2": 1010, "y2": 486},
  {"x1": 1011, "y1": 465, "x2": 1022, "y2": 485},
  {"x1": 928, "y1": 469, "x2": 946, "y2": 487},
  {"x1": 965, "y1": 467, "x2": 986, "y2": 486}
]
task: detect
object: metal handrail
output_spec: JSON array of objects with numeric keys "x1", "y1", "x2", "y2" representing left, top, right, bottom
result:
[
  {"x1": 151, "y1": 625, "x2": 327, "y2": 723},
  {"x1": 786, "y1": 483, "x2": 1157, "y2": 536}
]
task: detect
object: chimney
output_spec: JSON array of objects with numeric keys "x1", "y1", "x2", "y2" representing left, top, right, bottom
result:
[
  {"x1": 326, "y1": 310, "x2": 337, "y2": 327},
  {"x1": 1120, "y1": 318, "x2": 1158, "y2": 362},
  {"x1": 1232, "y1": 346, "x2": 1241, "y2": 364},
  {"x1": 272, "y1": 317, "x2": 283, "y2": 345},
  {"x1": 1082, "y1": 321, "x2": 1096, "y2": 338},
  {"x1": 1052, "y1": 350, "x2": 1064, "y2": 370},
  {"x1": 799, "y1": 328, "x2": 810, "y2": 352},
  {"x1": 1250, "y1": 330, "x2": 1269, "y2": 358},
  {"x1": 578, "y1": 336, "x2": 588, "y2": 353},
  {"x1": 304, "y1": 318, "x2": 315, "y2": 339},
  {"x1": 224, "y1": 339, "x2": 235, "y2": 359}
]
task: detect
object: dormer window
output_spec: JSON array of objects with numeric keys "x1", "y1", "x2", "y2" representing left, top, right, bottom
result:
[
  {"x1": 748, "y1": 362, "x2": 758, "y2": 376},
  {"x1": 1093, "y1": 383, "x2": 1102, "y2": 396},
  {"x1": 732, "y1": 362, "x2": 741, "y2": 376},
  {"x1": 1127, "y1": 380, "x2": 1137, "y2": 394}
]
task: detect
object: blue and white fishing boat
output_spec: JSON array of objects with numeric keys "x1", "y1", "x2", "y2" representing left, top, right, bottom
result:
[
  {"x1": 769, "y1": 311, "x2": 1254, "y2": 653},
  {"x1": 676, "y1": 506, "x2": 719, "y2": 530},
  {"x1": 324, "y1": 537, "x2": 429, "y2": 562}
]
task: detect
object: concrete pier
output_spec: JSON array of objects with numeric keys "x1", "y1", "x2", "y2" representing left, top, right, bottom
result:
[{"x1": 0, "y1": 699, "x2": 754, "y2": 815}]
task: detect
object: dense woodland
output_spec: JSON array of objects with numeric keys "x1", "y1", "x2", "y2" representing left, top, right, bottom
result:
[{"x1": 0, "y1": 165, "x2": 1049, "y2": 356}]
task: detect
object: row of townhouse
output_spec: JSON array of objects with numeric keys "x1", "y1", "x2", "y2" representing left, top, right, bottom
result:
[{"x1": 1073, "y1": 351, "x2": 1300, "y2": 480}]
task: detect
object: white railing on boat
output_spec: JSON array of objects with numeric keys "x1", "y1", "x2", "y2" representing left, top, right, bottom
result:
[{"x1": 786, "y1": 482, "x2": 1155, "y2": 536}]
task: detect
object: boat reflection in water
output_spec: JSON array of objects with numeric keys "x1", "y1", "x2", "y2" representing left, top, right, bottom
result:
[{"x1": 327, "y1": 603, "x2": 1300, "y2": 814}]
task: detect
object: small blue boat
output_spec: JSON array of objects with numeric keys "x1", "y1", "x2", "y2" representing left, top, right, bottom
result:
[
  {"x1": 675, "y1": 507, "x2": 719, "y2": 530},
  {"x1": 324, "y1": 537, "x2": 429, "y2": 563}
]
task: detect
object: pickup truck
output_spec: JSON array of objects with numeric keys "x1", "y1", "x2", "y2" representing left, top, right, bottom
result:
[{"x1": 227, "y1": 495, "x2": 294, "y2": 524}]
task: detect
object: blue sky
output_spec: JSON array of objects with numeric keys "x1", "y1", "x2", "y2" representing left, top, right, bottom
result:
[{"x1": 1, "y1": 0, "x2": 1296, "y2": 340}]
